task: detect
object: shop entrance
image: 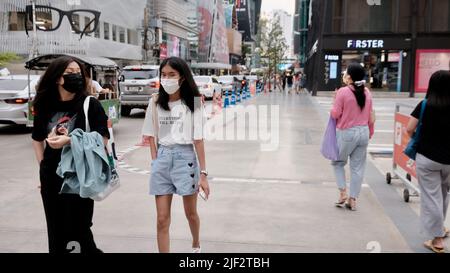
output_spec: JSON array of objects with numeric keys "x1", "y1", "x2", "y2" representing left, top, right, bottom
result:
[{"x1": 342, "y1": 50, "x2": 404, "y2": 92}]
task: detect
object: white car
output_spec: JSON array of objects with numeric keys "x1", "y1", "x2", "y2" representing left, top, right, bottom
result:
[
  {"x1": 0, "y1": 74, "x2": 41, "y2": 125},
  {"x1": 193, "y1": 76, "x2": 222, "y2": 100}
]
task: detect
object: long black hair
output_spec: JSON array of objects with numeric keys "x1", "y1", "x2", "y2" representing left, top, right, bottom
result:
[
  {"x1": 156, "y1": 57, "x2": 201, "y2": 112},
  {"x1": 33, "y1": 56, "x2": 89, "y2": 118},
  {"x1": 425, "y1": 70, "x2": 450, "y2": 109},
  {"x1": 346, "y1": 63, "x2": 366, "y2": 110}
]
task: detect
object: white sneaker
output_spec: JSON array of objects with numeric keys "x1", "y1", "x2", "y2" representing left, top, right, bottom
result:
[{"x1": 192, "y1": 247, "x2": 201, "y2": 253}]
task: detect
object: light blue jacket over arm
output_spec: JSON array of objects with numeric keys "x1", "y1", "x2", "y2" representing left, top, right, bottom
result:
[{"x1": 57, "y1": 128, "x2": 111, "y2": 198}]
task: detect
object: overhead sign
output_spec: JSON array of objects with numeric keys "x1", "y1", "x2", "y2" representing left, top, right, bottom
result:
[{"x1": 347, "y1": 39, "x2": 384, "y2": 49}]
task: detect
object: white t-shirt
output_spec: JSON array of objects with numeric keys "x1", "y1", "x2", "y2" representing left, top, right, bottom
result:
[
  {"x1": 141, "y1": 97, "x2": 207, "y2": 146},
  {"x1": 91, "y1": 80, "x2": 103, "y2": 92}
]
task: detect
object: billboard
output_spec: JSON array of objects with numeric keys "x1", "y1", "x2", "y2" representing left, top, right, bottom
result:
[
  {"x1": 415, "y1": 49, "x2": 450, "y2": 92},
  {"x1": 198, "y1": 0, "x2": 229, "y2": 64}
]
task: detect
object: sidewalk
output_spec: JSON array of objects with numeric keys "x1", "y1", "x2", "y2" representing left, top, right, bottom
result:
[
  {"x1": 316, "y1": 91, "x2": 426, "y2": 98},
  {"x1": 101, "y1": 91, "x2": 414, "y2": 252}
]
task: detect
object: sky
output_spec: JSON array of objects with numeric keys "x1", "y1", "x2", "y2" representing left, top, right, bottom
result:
[{"x1": 261, "y1": 0, "x2": 295, "y2": 16}]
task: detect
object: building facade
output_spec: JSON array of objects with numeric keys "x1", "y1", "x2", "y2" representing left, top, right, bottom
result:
[
  {"x1": 235, "y1": 0, "x2": 262, "y2": 70},
  {"x1": 272, "y1": 9, "x2": 294, "y2": 60},
  {"x1": 305, "y1": 0, "x2": 450, "y2": 95},
  {"x1": 293, "y1": 0, "x2": 311, "y2": 68},
  {"x1": 1, "y1": 0, "x2": 146, "y2": 66}
]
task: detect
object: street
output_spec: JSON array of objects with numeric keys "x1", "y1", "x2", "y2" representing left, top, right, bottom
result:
[{"x1": 1, "y1": 91, "x2": 446, "y2": 253}]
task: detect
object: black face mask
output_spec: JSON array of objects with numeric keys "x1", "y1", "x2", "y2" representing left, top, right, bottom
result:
[{"x1": 62, "y1": 73, "x2": 84, "y2": 94}]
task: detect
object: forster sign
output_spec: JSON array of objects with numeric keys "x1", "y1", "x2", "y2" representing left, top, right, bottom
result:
[{"x1": 347, "y1": 39, "x2": 384, "y2": 49}]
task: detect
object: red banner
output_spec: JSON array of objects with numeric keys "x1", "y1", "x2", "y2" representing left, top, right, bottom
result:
[{"x1": 393, "y1": 112, "x2": 417, "y2": 178}]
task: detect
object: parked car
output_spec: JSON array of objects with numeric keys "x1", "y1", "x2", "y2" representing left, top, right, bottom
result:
[
  {"x1": 217, "y1": 75, "x2": 236, "y2": 94},
  {"x1": 0, "y1": 74, "x2": 41, "y2": 126},
  {"x1": 119, "y1": 65, "x2": 159, "y2": 116},
  {"x1": 193, "y1": 76, "x2": 222, "y2": 100}
]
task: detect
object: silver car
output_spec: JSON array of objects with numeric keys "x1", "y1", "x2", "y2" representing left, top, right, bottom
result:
[
  {"x1": 119, "y1": 65, "x2": 160, "y2": 116},
  {"x1": 0, "y1": 75, "x2": 40, "y2": 125}
]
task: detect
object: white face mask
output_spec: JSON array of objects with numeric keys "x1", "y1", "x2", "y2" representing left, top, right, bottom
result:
[{"x1": 160, "y1": 78, "x2": 180, "y2": 95}]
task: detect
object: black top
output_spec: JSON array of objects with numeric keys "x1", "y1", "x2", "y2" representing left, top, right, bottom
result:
[
  {"x1": 411, "y1": 100, "x2": 450, "y2": 164},
  {"x1": 32, "y1": 95, "x2": 110, "y2": 168}
]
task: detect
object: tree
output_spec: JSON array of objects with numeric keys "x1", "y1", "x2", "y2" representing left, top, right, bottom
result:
[{"x1": 258, "y1": 15, "x2": 288, "y2": 91}]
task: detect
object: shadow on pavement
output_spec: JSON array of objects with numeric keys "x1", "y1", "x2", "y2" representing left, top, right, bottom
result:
[{"x1": 0, "y1": 125, "x2": 32, "y2": 135}]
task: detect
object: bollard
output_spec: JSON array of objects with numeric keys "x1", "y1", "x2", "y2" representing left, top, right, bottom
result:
[
  {"x1": 236, "y1": 87, "x2": 241, "y2": 103},
  {"x1": 231, "y1": 89, "x2": 236, "y2": 105},
  {"x1": 223, "y1": 90, "x2": 229, "y2": 108}
]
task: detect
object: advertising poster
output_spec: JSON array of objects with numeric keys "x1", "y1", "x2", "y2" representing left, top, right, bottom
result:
[{"x1": 415, "y1": 50, "x2": 450, "y2": 92}]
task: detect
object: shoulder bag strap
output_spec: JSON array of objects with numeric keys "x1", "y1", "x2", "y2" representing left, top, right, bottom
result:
[
  {"x1": 83, "y1": 96, "x2": 93, "y2": 132},
  {"x1": 415, "y1": 99, "x2": 427, "y2": 138},
  {"x1": 151, "y1": 94, "x2": 159, "y2": 146}
]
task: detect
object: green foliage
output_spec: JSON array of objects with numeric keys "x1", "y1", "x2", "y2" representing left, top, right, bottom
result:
[
  {"x1": 0, "y1": 52, "x2": 21, "y2": 67},
  {"x1": 258, "y1": 15, "x2": 288, "y2": 76}
]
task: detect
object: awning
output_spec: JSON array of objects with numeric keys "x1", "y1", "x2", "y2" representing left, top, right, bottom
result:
[
  {"x1": 25, "y1": 53, "x2": 119, "y2": 70},
  {"x1": 190, "y1": 62, "x2": 232, "y2": 70}
]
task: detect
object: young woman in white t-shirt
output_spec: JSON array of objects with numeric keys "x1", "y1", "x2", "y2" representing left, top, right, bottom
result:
[{"x1": 142, "y1": 57, "x2": 209, "y2": 253}]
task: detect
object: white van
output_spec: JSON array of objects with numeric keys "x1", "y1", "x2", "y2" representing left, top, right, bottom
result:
[{"x1": 119, "y1": 65, "x2": 160, "y2": 116}]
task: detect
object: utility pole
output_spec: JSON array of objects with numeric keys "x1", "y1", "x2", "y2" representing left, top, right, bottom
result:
[
  {"x1": 28, "y1": 0, "x2": 38, "y2": 60},
  {"x1": 143, "y1": 7, "x2": 150, "y2": 62},
  {"x1": 409, "y1": 0, "x2": 418, "y2": 98}
]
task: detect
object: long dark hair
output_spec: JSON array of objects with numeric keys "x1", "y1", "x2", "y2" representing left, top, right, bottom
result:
[
  {"x1": 425, "y1": 70, "x2": 450, "y2": 109},
  {"x1": 156, "y1": 57, "x2": 201, "y2": 112},
  {"x1": 346, "y1": 63, "x2": 366, "y2": 110},
  {"x1": 33, "y1": 56, "x2": 89, "y2": 118}
]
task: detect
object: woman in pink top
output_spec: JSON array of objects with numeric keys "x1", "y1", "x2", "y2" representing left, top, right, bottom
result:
[{"x1": 330, "y1": 63, "x2": 375, "y2": 211}]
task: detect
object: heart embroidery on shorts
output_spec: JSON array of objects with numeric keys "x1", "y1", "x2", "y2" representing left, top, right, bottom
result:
[
  {"x1": 190, "y1": 173, "x2": 195, "y2": 178},
  {"x1": 188, "y1": 163, "x2": 193, "y2": 167}
]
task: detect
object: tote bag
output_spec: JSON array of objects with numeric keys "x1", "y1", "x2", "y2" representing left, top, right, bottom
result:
[
  {"x1": 404, "y1": 99, "x2": 427, "y2": 160},
  {"x1": 84, "y1": 96, "x2": 120, "y2": 201},
  {"x1": 320, "y1": 116, "x2": 339, "y2": 161}
]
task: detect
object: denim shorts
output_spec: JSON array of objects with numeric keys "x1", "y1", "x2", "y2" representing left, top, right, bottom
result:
[{"x1": 150, "y1": 144, "x2": 199, "y2": 196}]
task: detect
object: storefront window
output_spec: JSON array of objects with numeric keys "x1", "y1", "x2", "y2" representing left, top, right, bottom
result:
[
  {"x1": 104, "y1": 22, "x2": 110, "y2": 40},
  {"x1": 112, "y1": 25, "x2": 117, "y2": 41},
  {"x1": 341, "y1": 50, "x2": 403, "y2": 92},
  {"x1": 71, "y1": 14, "x2": 80, "y2": 33},
  {"x1": 119, "y1": 27, "x2": 125, "y2": 43},
  {"x1": 8, "y1": 12, "x2": 28, "y2": 31}
]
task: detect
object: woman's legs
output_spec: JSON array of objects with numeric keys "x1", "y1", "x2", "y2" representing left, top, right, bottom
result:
[
  {"x1": 348, "y1": 128, "x2": 369, "y2": 199},
  {"x1": 416, "y1": 154, "x2": 448, "y2": 250},
  {"x1": 155, "y1": 194, "x2": 173, "y2": 253},
  {"x1": 183, "y1": 194, "x2": 201, "y2": 249}
]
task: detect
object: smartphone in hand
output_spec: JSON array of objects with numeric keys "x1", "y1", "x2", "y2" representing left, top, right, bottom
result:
[{"x1": 199, "y1": 189, "x2": 208, "y2": 201}]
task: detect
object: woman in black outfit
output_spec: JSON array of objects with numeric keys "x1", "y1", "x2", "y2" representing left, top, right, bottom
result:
[
  {"x1": 31, "y1": 56, "x2": 109, "y2": 253},
  {"x1": 407, "y1": 70, "x2": 450, "y2": 253}
]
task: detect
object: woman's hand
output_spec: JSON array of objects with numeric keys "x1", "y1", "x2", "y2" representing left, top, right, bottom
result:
[
  {"x1": 46, "y1": 135, "x2": 71, "y2": 149},
  {"x1": 199, "y1": 175, "x2": 210, "y2": 199}
]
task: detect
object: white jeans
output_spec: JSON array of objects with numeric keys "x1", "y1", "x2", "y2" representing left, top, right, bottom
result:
[
  {"x1": 331, "y1": 126, "x2": 370, "y2": 198},
  {"x1": 416, "y1": 153, "x2": 450, "y2": 238}
]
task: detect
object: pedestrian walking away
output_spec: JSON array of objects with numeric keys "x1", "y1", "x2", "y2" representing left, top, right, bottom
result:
[
  {"x1": 406, "y1": 70, "x2": 450, "y2": 253},
  {"x1": 330, "y1": 63, "x2": 375, "y2": 211},
  {"x1": 141, "y1": 57, "x2": 210, "y2": 253},
  {"x1": 31, "y1": 56, "x2": 109, "y2": 253}
]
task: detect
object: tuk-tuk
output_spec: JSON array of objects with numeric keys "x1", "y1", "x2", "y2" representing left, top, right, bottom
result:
[{"x1": 25, "y1": 53, "x2": 121, "y2": 127}]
